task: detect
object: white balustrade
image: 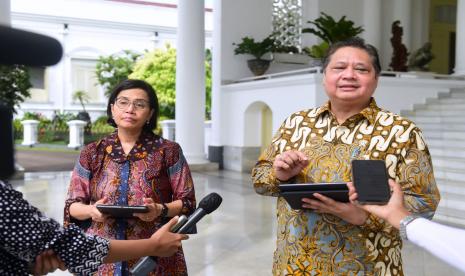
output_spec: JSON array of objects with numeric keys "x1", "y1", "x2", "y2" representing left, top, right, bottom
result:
[
  {"x1": 67, "y1": 120, "x2": 86, "y2": 149},
  {"x1": 160, "y1": 120, "x2": 211, "y2": 157},
  {"x1": 160, "y1": 119, "x2": 176, "y2": 140},
  {"x1": 21, "y1": 120, "x2": 39, "y2": 146}
]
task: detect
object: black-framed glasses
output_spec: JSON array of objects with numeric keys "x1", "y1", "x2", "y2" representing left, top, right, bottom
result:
[{"x1": 114, "y1": 97, "x2": 149, "y2": 111}]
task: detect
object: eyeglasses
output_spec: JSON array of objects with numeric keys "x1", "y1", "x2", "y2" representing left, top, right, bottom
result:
[{"x1": 114, "y1": 97, "x2": 149, "y2": 111}]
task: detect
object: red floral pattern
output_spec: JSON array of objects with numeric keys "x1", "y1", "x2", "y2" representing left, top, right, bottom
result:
[{"x1": 64, "y1": 131, "x2": 196, "y2": 275}]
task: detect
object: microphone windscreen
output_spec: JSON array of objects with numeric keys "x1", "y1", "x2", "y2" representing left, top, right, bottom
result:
[
  {"x1": 198, "y1": 192, "x2": 222, "y2": 214},
  {"x1": 0, "y1": 25, "x2": 63, "y2": 66}
]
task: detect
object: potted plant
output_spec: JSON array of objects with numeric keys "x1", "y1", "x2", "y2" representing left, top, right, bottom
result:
[
  {"x1": 302, "y1": 12, "x2": 364, "y2": 64},
  {"x1": 272, "y1": 41, "x2": 313, "y2": 65},
  {"x1": 233, "y1": 35, "x2": 275, "y2": 76}
]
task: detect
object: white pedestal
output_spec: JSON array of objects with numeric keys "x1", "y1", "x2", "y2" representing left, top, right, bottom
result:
[
  {"x1": 67, "y1": 120, "x2": 86, "y2": 149},
  {"x1": 160, "y1": 119, "x2": 176, "y2": 140},
  {"x1": 21, "y1": 119, "x2": 39, "y2": 146}
]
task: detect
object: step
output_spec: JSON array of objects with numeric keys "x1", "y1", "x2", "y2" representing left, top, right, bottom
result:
[
  {"x1": 416, "y1": 123, "x2": 465, "y2": 131},
  {"x1": 422, "y1": 130, "x2": 465, "y2": 140},
  {"x1": 189, "y1": 162, "x2": 219, "y2": 172},
  {"x1": 435, "y1": 178, "x2": 465, "y2": 196},
  {"x1": 406, "y1": 116, "x2": 465, "y2": 124},
  {"x1": 426, "y1": 97, "x2": 465, "y2": 104},
  {"x1": 414, "y1": 102, "x2": 465, "y2": 111},
  {"x1": 404, "y1": 109, "x2": 465, "y2": 116},
  {"x1": 432, "y1": 155, "x2": 465, "y2": 170},
  {"x1": 427, "y1": 138, "x2": 465, "y2": 148},
  {"x1": 433, "y1": 166, "x2": 465, "y2": 182},
  {"x1": 449, "y1": 91, "x2": 465, "y2": 98}
]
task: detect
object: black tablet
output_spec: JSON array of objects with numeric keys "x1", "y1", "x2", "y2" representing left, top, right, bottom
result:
[
  {"x1": 279, "y1": 183, "x2": 349, "y2": 209},
  {"x1": 96, "y1": 204, "x2": 149, "y2": 218}
]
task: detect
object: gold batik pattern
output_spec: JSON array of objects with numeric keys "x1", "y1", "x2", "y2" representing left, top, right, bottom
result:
[{"x1": 252, "y1": 99, "x2": 440, "y2": 276}]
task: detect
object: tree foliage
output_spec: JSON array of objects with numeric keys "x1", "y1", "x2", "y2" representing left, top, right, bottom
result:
[
  {"x1": 130, "y1": 44, "x2": 212, "y2": 119},
  {"x1": 95, "y1": 50, "x2": 141, "y2": 97},
  {"x1": 0, "y1": 65, "x2": 32, "y2": 113}
]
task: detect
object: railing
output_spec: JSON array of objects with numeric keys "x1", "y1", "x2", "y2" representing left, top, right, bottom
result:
[{"x1": 231, "y1": 67, "x2": 465, "y2": 84}]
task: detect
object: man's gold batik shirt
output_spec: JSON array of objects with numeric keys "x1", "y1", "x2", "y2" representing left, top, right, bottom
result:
[{"x1": 252, "y1": 99, "x2": 440, "y2": 275}]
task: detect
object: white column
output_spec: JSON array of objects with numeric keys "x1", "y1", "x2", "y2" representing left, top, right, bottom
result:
[
  {"x1": 21, "y1": 120, "x2": 39, "y2": 146},
  {"x1": 67, "y1": 120, "x2": 86, "y2": 149},
  {"x1": 0, "y1": 0, "x2": 10, "y2": 25},
  {"x1": 392, "y1": 0, "x2": 412, "y2": 50},
  {"x1": 210, "y1": 0, "x2": 223, "y2": 148},
  {"x1": 175, "y1": 0, "x2": 207, "y2": 163},
  {"x1": 455, "y1": 0, "x2": 465, "y2": 75},
  {"x1": 362, "y1": 0, "x2": 382, "y2": 50}
]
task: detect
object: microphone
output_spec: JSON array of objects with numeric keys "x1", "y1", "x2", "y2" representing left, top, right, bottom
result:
[
  {"x1": 130, "y1": 193, "x2": 222, "y2": 276},
  {"x1": 0, "y1": 24, "x2": 63, "y2": 66}
]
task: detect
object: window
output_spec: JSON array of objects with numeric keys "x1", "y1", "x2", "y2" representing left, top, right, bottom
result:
[
  {"x1": 71, "y1": 58, "x2": 103, "y2": 104},
  {"x1": 27, "y1": 66, "x2": 48, "y2": 102},
  {"x1": 272, "y1": 0, "x2": 303, "y2": 50}
]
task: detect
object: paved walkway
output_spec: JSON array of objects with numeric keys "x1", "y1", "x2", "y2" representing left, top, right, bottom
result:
[
  {"x1": 11, "y1": 145, "x2": 465, "y2": 275},
  {"x1": 15, "y1": 148, "x2": 79, "y2": 172}
]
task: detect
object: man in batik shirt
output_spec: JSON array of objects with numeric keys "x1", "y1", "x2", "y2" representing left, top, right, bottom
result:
[{"x1": 252, "y1": 37, "x2": 440, "y2": 275}]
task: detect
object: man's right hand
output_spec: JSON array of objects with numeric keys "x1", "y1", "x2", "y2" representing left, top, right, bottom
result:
[
  {"x1": 149, "y1": 216, "x2": 189, "y2": 257},
  {"x1": 273, "y1": 150, "x2": 309, "y2": 182}
]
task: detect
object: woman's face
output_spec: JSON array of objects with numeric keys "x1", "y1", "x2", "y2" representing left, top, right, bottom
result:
[
  {"x1": 111, "y1": 88, "x2": 153, "y2": 132},
  {"x1": 323, "y1": 46, "x2": 378, "y2": 107}
]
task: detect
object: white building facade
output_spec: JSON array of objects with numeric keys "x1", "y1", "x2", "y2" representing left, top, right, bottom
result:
[{"x1": 9, "y1": 0, "x2": 213, "y2": 120}]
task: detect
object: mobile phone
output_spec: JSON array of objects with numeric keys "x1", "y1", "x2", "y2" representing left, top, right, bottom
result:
[
  {"x1": 170, "y1": 215, "x2": 188, "y2": 233},
  {"x1": 351, "y1": 160, "x2": 390, "y2": 205}
]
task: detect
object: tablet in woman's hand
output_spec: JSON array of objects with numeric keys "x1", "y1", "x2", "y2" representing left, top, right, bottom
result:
[{"x1": 96, "y1": 204, "x2": 149, "y2": 218}]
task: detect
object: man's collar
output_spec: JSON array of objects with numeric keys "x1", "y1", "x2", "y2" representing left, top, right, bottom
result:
[{"x1": 315, "y1": 98, "x2": 380, "y2": 125}]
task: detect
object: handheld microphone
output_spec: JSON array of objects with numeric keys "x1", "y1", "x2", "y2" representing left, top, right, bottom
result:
[
  {"x1": 0, "y1": 25, "x2": 63, "y2": 66},
  {"x1": 130, "y1": 193, "x2": 222, "y2": 276}
]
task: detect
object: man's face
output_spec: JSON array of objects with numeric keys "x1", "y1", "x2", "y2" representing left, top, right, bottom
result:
[{"x1": 323, "y1": 46, "x2": 378, "y2": 107}]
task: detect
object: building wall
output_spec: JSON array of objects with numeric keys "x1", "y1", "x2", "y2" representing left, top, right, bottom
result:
[{"x1": 10, "y1": 0, "x2": 213, "y2": 120}]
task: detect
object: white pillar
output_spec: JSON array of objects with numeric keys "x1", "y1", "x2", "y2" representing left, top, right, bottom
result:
[
  {"x1": 0, "y1": 0, "x2": 10, "y2": 25},
  {"x1": 175, "y1": 0, "x2": 207, "y2": 163},
  {"x1": 362, "y1": 0, "x2": 382, "y2": 50},
  {"x1": 455, "y1": 0, "x2": 465, "y2": 75},
  {"x1": 21, "y1": 120, "x2": 39, "y2": 146},
  {"x1": 67, "y1": 120, "x2": 86, "y2": 149},
  {"x1": 392, "y1": 0, "x2": 412, "y2": 50},
  {"x1": 210, "y1": 0, "x2": 221, "y2": 146}
]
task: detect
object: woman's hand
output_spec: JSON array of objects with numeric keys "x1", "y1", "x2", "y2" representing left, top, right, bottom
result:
[
  {"x1": 148, "y1": 216, "x2": 189, "y2": 257},
  {"x1": 302, "y1": 193, "x2": 369, "y2": 225},
  {"x1": 33, "y1": 250, "x2": 66, "y2": 275},
  {"x1": 134, "y1": 198, "x2": 162, "y2": 222},
  {"x1": 90, "y1": 197, "x2": 108, "y2": 222},
  {"x1": 273, "y1": 150, "x2": 309, "y2": 182}
]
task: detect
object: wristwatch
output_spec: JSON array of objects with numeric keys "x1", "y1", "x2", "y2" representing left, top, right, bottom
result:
[
  {"x1": 399, "y1": 214, "x2": 420, "y2": 241},
  {"x1": 160, "y1": 203, "x2": 169, "y2": 218}
]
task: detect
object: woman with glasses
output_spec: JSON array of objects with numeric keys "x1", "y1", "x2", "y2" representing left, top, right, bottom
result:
[{"x1": 64, "y1": 79, "x2": 196, "y2": 275}]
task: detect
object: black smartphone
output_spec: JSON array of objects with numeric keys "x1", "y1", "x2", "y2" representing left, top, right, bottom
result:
[
  {"x1": 351, "y1": 160, "x2": 390, "y2": 205},
  {"x1": 96, "y1": 204, "x2": 149, "y2": 218}
]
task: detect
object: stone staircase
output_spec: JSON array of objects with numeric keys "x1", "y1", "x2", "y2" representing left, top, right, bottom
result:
[{"x1": 402, "y1": 88, "x2": 465, "y2": 227}]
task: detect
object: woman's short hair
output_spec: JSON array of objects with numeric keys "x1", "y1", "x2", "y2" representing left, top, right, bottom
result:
[
  {"x1": 106, "y1": 79, "x2": 159, "y2": 132},
  {"x1": 322, "y1": 37, "x2": 382, "y2": 76}
]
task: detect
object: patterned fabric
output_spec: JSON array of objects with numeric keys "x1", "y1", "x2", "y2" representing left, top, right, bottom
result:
[
  {"x1": 0, "y1": 180, "x2": 110, "y2": 275},
  {"x1": 64, "y1": 131, "x2": 196, "y2": 276},
  {"x1": 252, "y1": 98, "x2": 440, "y2": 276}
]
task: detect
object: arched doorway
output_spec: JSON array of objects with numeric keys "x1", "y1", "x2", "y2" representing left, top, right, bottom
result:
[{"x1": 244, "y1": 101, "x2": 273, "y2": 152}]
